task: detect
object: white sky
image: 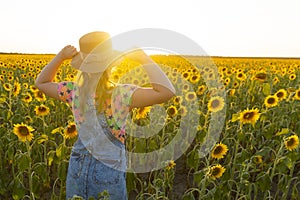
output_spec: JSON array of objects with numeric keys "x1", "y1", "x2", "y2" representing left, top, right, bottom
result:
[{"x1": 0, "y1": 0, "x2": 299, "y2": 57}]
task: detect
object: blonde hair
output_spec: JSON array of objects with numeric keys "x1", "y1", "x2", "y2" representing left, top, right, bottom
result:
[
  {"x1": 95, "y1": 69, "x2": 115, "y2": 113},
  {"x1": 77, "y1": 67, "x2": 115, "y2": 115}
]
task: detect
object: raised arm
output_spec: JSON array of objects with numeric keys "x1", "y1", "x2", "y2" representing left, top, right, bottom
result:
[
  {"x1": 125, "y1": 49, "x2": 176, "y2": 108},
  {"x1": 35, "y1": 45, "x2": 78, "y2": 100}
]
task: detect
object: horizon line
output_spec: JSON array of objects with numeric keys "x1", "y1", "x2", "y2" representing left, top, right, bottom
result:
[{"x1": 0, "y1": 52, "x2": 300, "y2": 60}]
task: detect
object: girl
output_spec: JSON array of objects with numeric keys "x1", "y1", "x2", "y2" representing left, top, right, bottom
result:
[{"x1": 35, "y1": 31, "x2": 175, "y2": 199}]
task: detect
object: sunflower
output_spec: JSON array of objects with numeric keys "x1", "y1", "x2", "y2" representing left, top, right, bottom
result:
[
  {"x1": 224, "y1": 77, "x2": 231, "y2": 85},
  {"x1": 64, "y1": 122, "x2": 78, "y2": 139},
  {"x1": 167, "y1": 105, "x2": 178, "y2": 117},
  {"x1": 3, "y1": 83, "x2": 11, "y2": 91},
  {"x1": 207, "y1": 164, "x2": 226, "y2": 180},
  {"x1": 254, "y1": 72, "x2": 267, "y2": 82},
  {"x1": 22, "y1": 93, "x2": 33, "y2": 103},
  {"x1": 236, "y1": 72, "x2": 246, "y2": 81},
  {"x1": 182, "y1": 71, "x2": 191, "y2": 80},
  {"x1": 284, "y1": 135, "x2": 299, "y2": 151},
  {"x1": 34, "y1": 90, "x2": 47, "y2": 102},
  {"x1": 24, "y1": 116, "x2": 33, "y2": 124},
  {"x1": 275, "y1": 89, "x2": 287, "y2": 101},
  {"x1": 133, "y1": 106, "x2": 151, "y2": 120},
  {"x1": 7, "y1": 76, "x2": 14, "y2": 82},
  {"x1": 34, "y1": 104, "x2": 50, "y2": 116},
  {"x1": 189, "y1": 74, "x2": 201, "y2": 84},
  {"x1": 13, "y1": 123, "x2": 35, "y2": 142},
  {"x1": 182, "y1": 83, "x2": 190, "y2": 92},
  {"x1": 289, "y1": 74, "x2": 296, "y2": 81},
  {"x1": 253, "y1": 155, "x2": 263, "y2": 164},
  {"x1": 294, "y1": 89, "x2": 300, "y2": 100},
  {"x1": 12, "y1": 82, "x2": 21, "y2": 96},
  {"x1": 206, "y1": 72, "x2": 216, "y2": 80},
  {"x1": 264, "y1": 95, "x2": 278, "y2": 108},
  {"x1": 173, "y1": 96, "x2": 183, "y2": 105},
  {"x1": 185, "y1": 91, "x2": 197, "y2": 102},
  {"x1": 22, "y1": 83, "x2": 28, "y2": 89},
  {"x1": 229, "y1": 89, "x2": 235, "y2": 96},
  {"x1": 208, "y1": 96, "x2": 225, "y2": 112},
  {"x1": 166, "y1": 160, "x2": 176, "y2": 170},
  {"x1": 239, "y1": 108, "x2": 260, "y2": 125},
  {"x1": 196, "y1": 85, "x2": 206, "y2": 95},
  {"x1": 29, "y1": 85, "x2": 38, "y2": 93},
  {"x1": 273, "y1": 76, "x2": 279, "y2": 84},
  {"x1": 211, "y1": 143, "x2": 228, "y2": 159},
  {"x1": 233, "y1": 81, "x2": 239, "y2": 88},
  {"x1": 225, "y1": 69, "x2": 232, "y2": 76},
  {"x1": 179, "y1": 105, "x2": 188, "y2": 117}
]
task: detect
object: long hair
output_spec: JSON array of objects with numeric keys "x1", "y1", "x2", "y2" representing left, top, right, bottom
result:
[
  {"x1": 77, "y1": 67, "x2": 115, "y2": 116},
  {"x1": 95, "y1": 69, "x2": 115, "y2": 113}
]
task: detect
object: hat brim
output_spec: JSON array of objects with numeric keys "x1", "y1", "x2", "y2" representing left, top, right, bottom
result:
[{"x1": 71, "y1": 50, "x2": 124, "y2": 73}]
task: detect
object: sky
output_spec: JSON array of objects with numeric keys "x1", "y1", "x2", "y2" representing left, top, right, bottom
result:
[{"x1": 0, "y1": 0, "x2": 300, "y2": 57}]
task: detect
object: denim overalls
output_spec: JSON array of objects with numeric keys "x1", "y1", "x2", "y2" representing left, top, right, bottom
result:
[{"x1": 66, "y1": 111, "x2": 127, "y2": 200}]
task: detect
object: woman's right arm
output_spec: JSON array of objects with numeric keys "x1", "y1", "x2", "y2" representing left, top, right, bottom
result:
[
  {"x1": 125, "y1": 48, "x2": 176, "y2": 108},
  {"x1": 35, "y1": 45, "x2": 78, "y2": 100}
]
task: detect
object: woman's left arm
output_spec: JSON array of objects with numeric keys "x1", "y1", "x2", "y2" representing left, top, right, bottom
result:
[{"x1": 35, "y1": 45, "x2": 78, "y2": 100}]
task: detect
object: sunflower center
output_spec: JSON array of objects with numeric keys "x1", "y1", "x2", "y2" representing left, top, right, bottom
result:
[
  {"x1": 276, "y1": 92, "x2": 283, "y2": 98},
  {"x1": 174, "y1": 97, "x2": 181, "y2": 103},
  {"x1": 287, "y1": 138, "x2": 295, "y2": 146},
  {"x1": 212, "y1": 167, "x2": 221, "y2": 176},
  {"x1": 213, "y1": 146, "x2": 223, "y2": 154},
  {"x1": 13, "y1": 86, "x2": 18, "y2": 93},
  {"x1": 39, "y1": 107, "x2": 47, "y2": 112},
  {"x1": 243, "y1": 112, "x2": 254, "y2": 120},
  {"x1": 255, "y1": 73, "x2": 267, "y2": 79},
  {"x1": 187, "y1": 93, "x2": 195, "y2": 100},
  {"x1": 267, "y1": 97, "x2": 275, "y2": 104},
  {"x1": 168, "y1": 107, "x2": 176, "y2": 115},
  {"x1": 183, "y1": 73, "x2": 189, "y2": 78},
  {"x1": 19, "y1": 126, "x2": 29, "y2": 136},
  {"x1": 211, "y1": 99, "x2": 220, "y2": 108},
  {"x1": 67, "y1": 125, "x2": 76, "y2": 133},
  {"x1": 36, "y1": 91, "x2": 44, "y2": 98}
]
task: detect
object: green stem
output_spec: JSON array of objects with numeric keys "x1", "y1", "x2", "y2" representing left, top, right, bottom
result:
[
  {"x1": 263, "y1": 143, "x2": 283, "y2": 199},
  {"x1": 26, "y1": 141, "x2": 35, "y2": 200},
  {"x1": 229, "y1": 135, "x2": 240, "y2": 198},
  {"x1": 282, "y1": 160, "x2": 295, "y2": 200}
]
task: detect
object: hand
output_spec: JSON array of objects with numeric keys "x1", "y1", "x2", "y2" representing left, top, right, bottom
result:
[{"x1": 58, "y1": 45, "x2": 78, "y2": 60}]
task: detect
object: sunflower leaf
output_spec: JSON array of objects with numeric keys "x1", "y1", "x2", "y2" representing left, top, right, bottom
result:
[
  {"x1": 276, "y1": 128, "x2": 289, "y2": 136},
  {"x1": 262, "y1": 83, "x2": 271, "y2": 96},
  {"x1": 231, "y1": 113, "x2": 240, "y2": 122}
]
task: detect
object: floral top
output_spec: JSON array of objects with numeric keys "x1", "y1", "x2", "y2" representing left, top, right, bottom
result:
[{"x1": 57, "y1": 81, "x2": 138, "y2": 143}]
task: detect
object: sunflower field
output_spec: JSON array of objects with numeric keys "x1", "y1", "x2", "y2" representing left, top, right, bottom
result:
[{"x1": 0, "y1": 53, "x2": 299, "y2": 200}]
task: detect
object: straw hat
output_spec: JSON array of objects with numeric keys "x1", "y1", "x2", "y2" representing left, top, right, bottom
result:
[{"x1": 71, "y1": 31, "x2": 122, "y2": 73}]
